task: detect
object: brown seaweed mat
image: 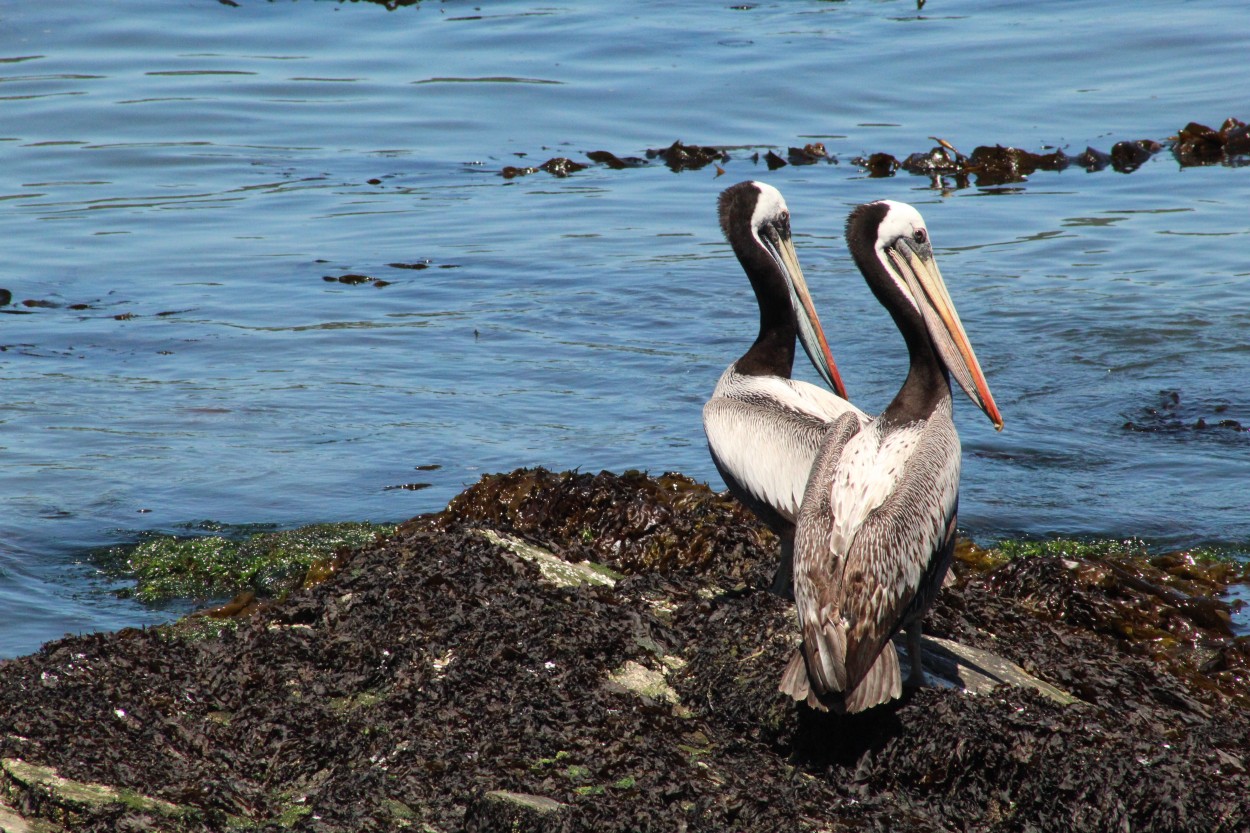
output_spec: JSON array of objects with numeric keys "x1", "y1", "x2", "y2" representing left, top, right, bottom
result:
[{"x1": 1, "y1": 469, "x2": 1247, "y2": 831}]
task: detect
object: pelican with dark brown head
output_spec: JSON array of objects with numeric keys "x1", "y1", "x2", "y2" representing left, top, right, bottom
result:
[
  {"x1": 780, "y1": 200, "x2": 1002, "y2": 713},
  {"x1": 703, "y1": 181, "x2": 864, "y2": 596}
]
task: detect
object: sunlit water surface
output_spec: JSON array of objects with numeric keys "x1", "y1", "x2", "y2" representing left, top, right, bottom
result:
[{"x1": 2, "y1": 0, "x2": 1248, "y2": 656}]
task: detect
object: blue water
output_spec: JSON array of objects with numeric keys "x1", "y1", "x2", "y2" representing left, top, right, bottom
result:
[{"x1": 2, "y1": 0, "x2": 1248, "y2": 657}]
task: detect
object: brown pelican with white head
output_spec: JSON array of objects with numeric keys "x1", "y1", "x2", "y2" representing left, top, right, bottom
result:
[
  {"x1": 703, "y1": 181, "x2": 866, "y2": 596},
  {"x1": 779, "y1": 199, "x2": 1003, "y2": 713}
]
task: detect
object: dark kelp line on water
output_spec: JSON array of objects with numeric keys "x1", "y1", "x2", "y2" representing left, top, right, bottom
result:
[
  {"x1": 500, "y1": 116, "x2": 1250, "y2": 186},
  {"x1": 2, "y1": 468, "x2": 1248, "y2": 832},
  {"x1": 3, "y1": 117, "x2": 1246, "y2": 315}
]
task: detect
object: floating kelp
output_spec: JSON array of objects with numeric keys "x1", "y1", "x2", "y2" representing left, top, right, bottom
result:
[
  {"x1": 323, "y1": 273, "x2": 385, "y2": 286},
  {"x1": 1171, "y1": 118, "x2": 1250, "y2": 166},
  {"x1": 1076, "y1": 145, "x2": 1113, "y2": 171},
  {"x1": 762, "y1": 149, "x2": 787, "y2": 170},
  {"x1": 855, "y1": 150, "x2": 901, "y2": 177},
  {"x1": 900, "y1": 141, "x2": 964, "y2": 175},
  {"x1": 500, "y1": 157, "x2": 588, "y2": 178},
  {"x1": 498, "y1": 117, "x2": 1249, "y2": 188},
  {"x1": 1109, "y1": 138, "x2": 1162, "y2": 173},
  {"x1": 645, "y1": 140, "x2": 728, "y2": 172},
  {"x1": 968, "y1": 144, "x2": 1069, "y2": 184},
  {"x1": 786, "y1": 143, "x2": 828, "y2": 165},
  {"x1": 539, "y1": 157, "x2": 588, "y2": 177},
  {"x1": 586, "y1": 150, "x2": 648, "y2": 169}
]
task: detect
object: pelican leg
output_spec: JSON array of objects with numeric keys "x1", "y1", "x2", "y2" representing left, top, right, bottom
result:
[
  {"x1": 905, "y1": 621, "x2": 927, "y2": 687},
  {"x1": 769, "y1": 529, "x2": 796, "y2": 600}
]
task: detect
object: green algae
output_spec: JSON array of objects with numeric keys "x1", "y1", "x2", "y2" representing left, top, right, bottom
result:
[
  {"x1": 275, "y1": 803, "x2": 312, "y2": 828},
  {"x1": 530, "y1": 750, "x2": 572, "y2": 772},
  {"x1": 329, "y1": 691, "x2": 385, "y2": 713},
  {"x1": 97, "y1": 522, "x2": 396, "y2": 603},
  {"x1": 563, "y1": 764, "x2": 592, "y2": 782},
  {"x1": 993, "y1": 537, "x2": 1149, "y2": 561},
  {"x1": 961, "y1": 536, "x2": 1250, "y2": 587}
]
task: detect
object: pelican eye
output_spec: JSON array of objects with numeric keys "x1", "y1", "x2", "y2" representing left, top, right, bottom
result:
[{"x1": 914, "y1": 228, "x2": 928, "y2": 245}]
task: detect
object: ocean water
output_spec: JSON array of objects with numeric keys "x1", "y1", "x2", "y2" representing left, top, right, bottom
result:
[{"x1": 1, "y1": 0, "x2": 1248, "y2": 657}]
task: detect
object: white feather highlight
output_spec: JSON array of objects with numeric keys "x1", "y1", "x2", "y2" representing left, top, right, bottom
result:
[
  {"x1": 873, "y1": 200, "x2": 929, "y2": 315},
  {"x1": 705, "y1": 367, "x2": 865, "y2": 521},
  {"x1": 827, "y1": 422, "x2": 923, "y2": 561},
  {"x1": 747, "y1": 181, "x2": 787, "y2": 239}
]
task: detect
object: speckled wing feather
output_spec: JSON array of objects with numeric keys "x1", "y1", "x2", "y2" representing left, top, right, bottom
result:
[
  {"x1": 779, "y1": 409, "x2": 863, "y2": 706},
  {"x1": 785, "y1": 398, "x2": 960, "y2": 712},
  {"x1": 838, "y1": 401, "x2": 959, "y2": 688}
]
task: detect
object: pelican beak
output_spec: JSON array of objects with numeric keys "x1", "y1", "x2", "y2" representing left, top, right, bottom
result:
[
  {"x1": 765, "y1": 233, "x2": 849, "y2": 400},
  {"x1": 888, "y1": 243, "x2": 1003, "y2": 430}
]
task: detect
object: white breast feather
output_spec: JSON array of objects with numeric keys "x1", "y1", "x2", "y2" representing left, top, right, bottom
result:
[{"x1": 827, "y1": 422, "x2": 923, "y2": 561}]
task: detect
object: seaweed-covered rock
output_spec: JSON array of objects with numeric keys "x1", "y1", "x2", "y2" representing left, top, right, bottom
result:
[
  {"x1": 430, "y1": 467, "x2": 775, "y2": 583},
  {"x1": 0, "y1": 469, "x2": 1247, "y2": 832}
]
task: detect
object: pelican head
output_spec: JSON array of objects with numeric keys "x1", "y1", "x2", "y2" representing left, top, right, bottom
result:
[
  {"x1": 719, "y1": 181, "x2": 847, "y2": 399},
  {"x1": 850, "y1": 200, "x2": 1003, "y2": 429}
]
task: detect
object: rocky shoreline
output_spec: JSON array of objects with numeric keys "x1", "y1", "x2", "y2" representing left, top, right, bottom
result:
[{"x1": 2, "y1": 469, "x2": 1247, "y2": 832}]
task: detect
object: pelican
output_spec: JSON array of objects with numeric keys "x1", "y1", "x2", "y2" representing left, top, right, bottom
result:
[
  {"x1": 702, "y1": 181, "x2": 865, "y2": 596},
  {"x1": 779, "y1": 200, "x2": 1003, "y2": 713}
]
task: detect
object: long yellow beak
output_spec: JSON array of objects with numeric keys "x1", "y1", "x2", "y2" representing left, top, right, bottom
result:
[
  {"x1": 770, "y1": 234, "x2": 849, "y2": 400},
  {"x1": 889, "y1": 245, "x2": 1003, "y2": 430}
]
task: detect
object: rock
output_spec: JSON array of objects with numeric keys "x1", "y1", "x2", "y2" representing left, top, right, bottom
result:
[
  {"x1": 901, "y1": 634, "x2": 1080, "y2": 705},
  {"x1": 0, "y1": 758, "x2": 191, "y2": 828},
  {"x1": 606, "y1": 658, "x2": 686, "y2": 708},
  {"x1": 474, "y1": 528, "x2": 619, "y2": 588},
  {"x1": 0, "y1": 802, "x2": 67, "y2": 833},
  {"x1": 464, "y1": 790, "x2": 571, "y2": 833}
]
